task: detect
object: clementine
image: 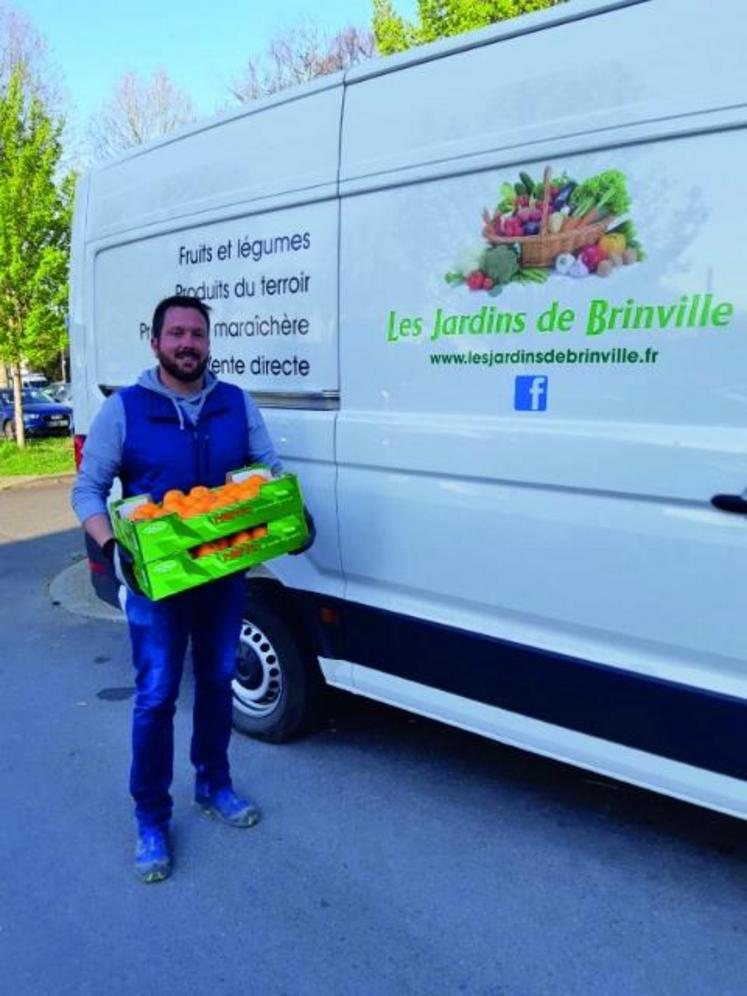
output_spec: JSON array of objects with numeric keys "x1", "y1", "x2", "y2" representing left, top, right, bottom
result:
[{"x1": 131, "y1": 503, "x2": 158, "y2": 522}]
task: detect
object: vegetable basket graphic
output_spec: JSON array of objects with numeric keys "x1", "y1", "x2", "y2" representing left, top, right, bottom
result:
[
  {"x1": 445, "y1": 162, "x2": 644, "y2": 293},
  {"x1": 485, "y1": 165, "x2": 613, "y2": 268}
]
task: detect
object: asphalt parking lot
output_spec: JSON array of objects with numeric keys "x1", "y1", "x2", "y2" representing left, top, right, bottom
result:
[{"x1": 1, "y1": 476, "x2": 745, "y2": 996}]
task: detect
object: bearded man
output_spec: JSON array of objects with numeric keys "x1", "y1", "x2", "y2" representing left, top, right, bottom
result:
[{"x1": 71, "y1": 295, "x2": 284, "y2": 883}]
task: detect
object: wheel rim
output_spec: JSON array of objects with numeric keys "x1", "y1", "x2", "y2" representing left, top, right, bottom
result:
[{"x1": 232, "y1": 617, "x2": 284, "y2": 719}]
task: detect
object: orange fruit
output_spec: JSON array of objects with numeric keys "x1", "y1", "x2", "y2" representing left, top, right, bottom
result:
[
  {"x1": 222, "y1": 484, "x2": 242, "y2": 503},
  {"x1": 233, "y1": 531, "x2": 252, "y2": 546},
  {"x1": 163, "y1": 489, "x2": 185, "y2": 505},
  {"x1": 131, "y1": 503, "x2": 158, "y2": 522},
  {"x1": 237, "y1": 475, "x2": 265, "y2": 499},
  {"x1": 182, "y1": 495, "x2": 212, "y2": 519},
  {"x1": 251, "y1": 525, "x2": 268, "y2": 539},
  {"x1": 189, "y1": 485, "x2": 210, "y2": 499},
  {"x1": 196, "y1": 542, "x2": 218, "y2": 557},
  {"x1": 208, "y1": 487, "x2": 227, "y2": 507}
]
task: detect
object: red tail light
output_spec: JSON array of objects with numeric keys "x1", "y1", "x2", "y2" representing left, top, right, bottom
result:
[{"x1": 74, "y1": 434, "x2": 86, "y2": 470}]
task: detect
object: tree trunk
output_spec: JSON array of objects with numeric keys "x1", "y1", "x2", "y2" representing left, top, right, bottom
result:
[{"x1": 11, "y1": 363, "x2": 26, "y2": 448}]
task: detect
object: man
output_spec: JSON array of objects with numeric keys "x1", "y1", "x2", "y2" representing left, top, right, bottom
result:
[{"x1": 72, "y1": 294, "x2": 286, "y2": 884}]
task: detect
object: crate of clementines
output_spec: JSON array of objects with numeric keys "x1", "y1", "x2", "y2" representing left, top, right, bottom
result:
[{"x1": 109, "y1": 465, "x2": 309, "y2": 600}]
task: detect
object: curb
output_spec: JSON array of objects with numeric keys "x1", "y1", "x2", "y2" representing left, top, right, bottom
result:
[
  {"x1": 48, "y1": 559, "x2": 125, "y2": 624},
  {"x1": 0, "y1": 471, "x2": 76, "y2": 491}
]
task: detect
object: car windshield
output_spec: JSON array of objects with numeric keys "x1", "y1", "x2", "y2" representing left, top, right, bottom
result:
[
  {"x1": 0, "y1": 389, "x2": 58, "y2": 404},
  {"x1": 22, "y1": 389, "x2": 55, "y2": 404}
]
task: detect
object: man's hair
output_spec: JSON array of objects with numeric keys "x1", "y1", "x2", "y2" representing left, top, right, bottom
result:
[{"x1": 151, "y1": 295, "x2": 211, "y2": 339}]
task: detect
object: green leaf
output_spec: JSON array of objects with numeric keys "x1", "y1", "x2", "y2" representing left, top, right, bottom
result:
[{"x1": 0, "y1": 67, "x2": 72, "y2": 375}]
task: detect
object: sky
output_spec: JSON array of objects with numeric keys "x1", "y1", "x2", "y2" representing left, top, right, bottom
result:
[{"x1": 20, "y1": 0, "x2": 418, "y2": 130}]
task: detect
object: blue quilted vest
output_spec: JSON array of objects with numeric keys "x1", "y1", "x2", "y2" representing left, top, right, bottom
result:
[{"x1": 119, "y1": 382, "x2": 250, "y2": 502}]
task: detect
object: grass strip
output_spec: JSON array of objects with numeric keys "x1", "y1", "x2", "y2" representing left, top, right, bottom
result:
[{"x1": 0, "y1": 437, "x2": 75, "y2": 476}]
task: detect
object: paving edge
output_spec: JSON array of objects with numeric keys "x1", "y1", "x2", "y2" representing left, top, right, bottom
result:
[
  {"x1": 49, "y1": 559, "x2": 126, "y2": 624},
  {"x1": 0, "y1": 471, "x2": 76, "y2": 491}
]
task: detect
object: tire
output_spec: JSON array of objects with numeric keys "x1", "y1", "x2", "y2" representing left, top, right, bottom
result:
[
  {"x1": 232, "y1": 582, "x2": 325, "y2": 743},
  {"x1": 3, "y1": 420, "x2": 15, "y2": 440}
]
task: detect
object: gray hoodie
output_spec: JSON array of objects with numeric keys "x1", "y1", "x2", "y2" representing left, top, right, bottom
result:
[{"x1": 71, "y1": 368, "x2": 282, "y2": 524}]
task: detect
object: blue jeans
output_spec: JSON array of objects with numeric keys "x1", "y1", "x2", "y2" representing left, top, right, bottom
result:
[{"x1": 125, "y1": 573, "x2": 246, "y2": 830}]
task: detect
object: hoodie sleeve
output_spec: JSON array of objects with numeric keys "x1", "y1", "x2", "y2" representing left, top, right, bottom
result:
[
  {"x1": 243, "y1": 391, "x2": 282, "y2": 476},
  {"x1": 70, "y1": 394, "x2": 126, "y2": 524}
]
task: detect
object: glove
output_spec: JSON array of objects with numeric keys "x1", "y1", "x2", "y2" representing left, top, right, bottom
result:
[
  {"x1": 289, "y1": 506, "x2": 316, "y2": 556},
  {"x1": 102, "y1": 537, "x2": 143, "y2": 595}
]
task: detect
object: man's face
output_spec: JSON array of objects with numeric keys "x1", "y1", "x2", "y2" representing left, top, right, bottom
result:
[{"x1": 152, "y1": 306, "x2": 209, "y2": 383}]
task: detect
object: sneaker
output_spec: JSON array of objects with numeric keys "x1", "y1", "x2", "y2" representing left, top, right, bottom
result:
[
  {"x1": 134, "y1": 827, "x2": 172, "y2": 883},
  {"x1": 195, "y1": 786, "x2": 261, "y2": 828}
]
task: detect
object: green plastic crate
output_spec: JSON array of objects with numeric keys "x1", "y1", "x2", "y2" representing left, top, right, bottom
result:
[
  {"x1": 133, "y1": 514, "x2": 309, "y2": 601},
  {"x1": 110, "y1": 467, "x2": 304, "y2": 563}
]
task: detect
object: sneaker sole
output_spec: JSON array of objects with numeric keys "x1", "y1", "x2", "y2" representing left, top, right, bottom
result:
[
  {"x1": 196, "y1": 802, "x2": 261, "y2": 829},
  {"x1": 135, "y1": 864, "x2": 171, "y2": 884}
]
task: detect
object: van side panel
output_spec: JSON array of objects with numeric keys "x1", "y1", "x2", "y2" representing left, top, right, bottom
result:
[
  {"x1": 341, "y1": 0, "x2": 743, "y2": 195},
  {"x1": 336, "y1": 1, "x2": 747, "y2": 808},
  {"x1": 87, "y1": 81, "x2": 342, "y2": 240}
]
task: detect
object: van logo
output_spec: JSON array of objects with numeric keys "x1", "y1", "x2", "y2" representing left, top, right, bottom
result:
[
  {"x1": 514, "y1": 375, "x2": 548, "y2": 411},
  {"x1": 443, "y1": 163, "x2": 641, "y2": 294}
]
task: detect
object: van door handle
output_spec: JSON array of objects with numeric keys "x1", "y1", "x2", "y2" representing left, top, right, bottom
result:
[{"x1": 711, "y1": 494, "x2": 747, "y2": 515}]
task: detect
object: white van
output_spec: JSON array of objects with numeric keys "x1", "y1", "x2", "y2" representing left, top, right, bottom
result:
[
  {"x1": 69, "y1": 0, "x2": 747, "y2": 820},
  {"x1": 21, "y1": 373, "x2": 49, "y2": 389}
]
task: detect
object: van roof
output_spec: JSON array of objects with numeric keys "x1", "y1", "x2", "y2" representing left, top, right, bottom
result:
[
  {"x1": 345, "y1": 0, "x2": 647, "y2": 83},
  {"x1": 85, "y1": 0, "x2": 646, "y2": 173}
]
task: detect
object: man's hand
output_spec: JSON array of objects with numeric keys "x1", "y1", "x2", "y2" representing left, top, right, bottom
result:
[
  {"x1": 102, "y1": 538, "x2": 143, "y2": 595},
  {"x1": 290, "y1": 507, "x2": 316, "y2": 556}
]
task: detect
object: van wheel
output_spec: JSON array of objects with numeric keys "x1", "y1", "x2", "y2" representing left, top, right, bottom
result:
[
  {"x1": 232, "y1": 586, "x2": 324, "y2": 743},
  {"x1": 3, "y1": 420, "x2": 15, "y2": 440}
]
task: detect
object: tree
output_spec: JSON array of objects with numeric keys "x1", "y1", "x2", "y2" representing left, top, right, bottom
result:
[
  {"x1": 87, "y1": 69, "x2": 195, "y2": 162},
  {"x1": 0, "y1": 3, "x2": 65, "y2": 113},
  {"x1": 230, "y1": 21, "x2": 375, "y2": 103},
  {"x1": 373, "y1": 0, "x2": 567, "y2": 54},
  {"x1": 0, "y1": 67, "x2": 73, "y2": 447}
]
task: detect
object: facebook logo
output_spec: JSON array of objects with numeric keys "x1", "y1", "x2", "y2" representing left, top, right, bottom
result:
[{"x1": 514, "y1": 375, "x2": 548, "y2": 411}]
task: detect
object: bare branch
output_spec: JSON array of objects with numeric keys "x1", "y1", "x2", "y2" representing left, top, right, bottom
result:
[
  {"x1": 86, "y1": 69, "x2": 196, "y2": 162},
  {"x1": 231, "y1": 20, "x2": 376, "y2": 103},
  {"x1": 0, "y1": 3, "x2": 66, "y2": 114}
]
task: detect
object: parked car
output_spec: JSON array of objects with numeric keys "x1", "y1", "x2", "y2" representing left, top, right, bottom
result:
[
  {"x1": 21, "y1": 373, "x2": 49, "y2": 389},
  {"x1": 0, "y1": 388, "x2": 73, "y2": 439}
]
